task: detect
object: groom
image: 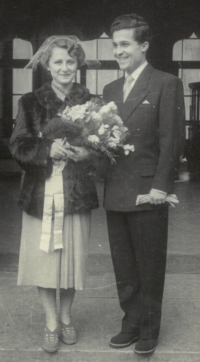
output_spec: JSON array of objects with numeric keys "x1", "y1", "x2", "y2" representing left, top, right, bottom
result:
[{"x1": 103, "y1": 14, "x2": 185, "y2": 355}]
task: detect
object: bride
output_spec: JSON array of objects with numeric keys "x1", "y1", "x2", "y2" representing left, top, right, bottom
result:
[{"x1": 10, "y1": 35, "x2": 99, "y2": 353}]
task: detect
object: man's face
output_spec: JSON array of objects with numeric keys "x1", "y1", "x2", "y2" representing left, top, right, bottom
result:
[{"x1": 112, "y1": 28, "x2": 149, "y2": 74}]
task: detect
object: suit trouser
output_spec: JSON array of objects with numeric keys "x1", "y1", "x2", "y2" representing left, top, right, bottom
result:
[{"x1": 106, "y1": 208, "x2": 168, "y2": 339}]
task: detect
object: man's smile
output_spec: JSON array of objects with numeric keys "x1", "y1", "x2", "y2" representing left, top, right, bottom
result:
[{"x1": 116, "y1": 56, "x2": 129, "y2": 62}]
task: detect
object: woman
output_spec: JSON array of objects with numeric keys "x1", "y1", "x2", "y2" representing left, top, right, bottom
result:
[{"x1": 10, "y1": 36, "x2": 99, "y2": 353}]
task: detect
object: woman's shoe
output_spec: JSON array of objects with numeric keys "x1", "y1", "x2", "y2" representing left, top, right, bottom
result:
[
  {"x1": 42, "y1": 326, "x2": 59, "y2": 353},
  {"x1": 60, "y1": 321, "x2": 77, "y2": 345}
]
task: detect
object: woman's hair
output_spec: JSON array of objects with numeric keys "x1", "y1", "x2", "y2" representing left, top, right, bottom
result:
[
  {"x1": 25, "y1": 36, "x2": 86, "y2": 70},
  {"x1": 40, "y1": 38, "x2": 85, "y2": 69},
  {"x1": 111, "y1": 14, "x2": 152, "y2": 44}
]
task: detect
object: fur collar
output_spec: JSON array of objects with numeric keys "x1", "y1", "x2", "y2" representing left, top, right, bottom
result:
[{"x1": 34, "y1": 82, "x2": 91, "y2": 111}]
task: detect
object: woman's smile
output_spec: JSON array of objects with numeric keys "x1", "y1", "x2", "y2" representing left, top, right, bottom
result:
[{"x1": 59, "y1": 73, "x2": 72, "y2": 77}]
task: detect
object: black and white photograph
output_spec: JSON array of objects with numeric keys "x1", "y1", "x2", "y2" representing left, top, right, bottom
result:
[{"x1": 0, "y1": 1, "x2": 199, "y2": 361}]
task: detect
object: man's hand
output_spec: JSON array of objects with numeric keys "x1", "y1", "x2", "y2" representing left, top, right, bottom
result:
[{"x1": 149, "y1": 188, "x2": 167, "y2": 205}]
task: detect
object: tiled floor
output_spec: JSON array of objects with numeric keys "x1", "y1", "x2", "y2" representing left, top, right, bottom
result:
[{"x1": 1, "y1": 166, "x2": 200, "y2": 361}]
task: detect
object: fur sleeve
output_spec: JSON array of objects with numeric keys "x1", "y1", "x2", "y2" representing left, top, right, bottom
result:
[{"x1": 9, "y1": 94, "x2": 53, "y2": 169}]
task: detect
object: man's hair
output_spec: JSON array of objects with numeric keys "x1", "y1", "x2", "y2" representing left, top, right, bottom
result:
[{"x1": 111, "y1": 14, "x2": 152, "y2": 44}]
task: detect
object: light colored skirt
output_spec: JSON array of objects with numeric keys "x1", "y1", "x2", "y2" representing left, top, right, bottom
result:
[{"x1": 17, "y1": 211, "x2": 91, "y2": 290}]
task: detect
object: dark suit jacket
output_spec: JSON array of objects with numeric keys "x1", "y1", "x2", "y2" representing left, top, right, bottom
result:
[{"x1": 103, "y1": 64, "x2": 185, "y2": 212}]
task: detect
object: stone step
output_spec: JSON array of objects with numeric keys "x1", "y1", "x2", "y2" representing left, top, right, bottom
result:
[{"x1": 0, "y1": 350, "x2": 199, "y2": 362}]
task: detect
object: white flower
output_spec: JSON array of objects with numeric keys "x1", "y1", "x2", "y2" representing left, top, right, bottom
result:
[
  {"x1": 112, "y1": 125, "x2": 119, "y2": 131},
  {"x1": 88, "y1": 135, "x2": 100, "y2": 143},
  {"x1": 84, "y1": 101, "x2": 91, "y2": 109},
  {"x1": 107, "y1": 101, "x2": 118, "y2": 112},
  {"x1": 123, "y1": 144, "x2": 135, "y2": 155},
  {"x1": 67, "y1": 105, "x2": 86, "y2": 121},
  {"x1": 107, "y1": 136, "x2": 120, "y2": 148},
  {"x1": 99, "y1": 101, "x2": 117, "y2": 115},
  {"x1": 99, "y1": 104, "x2": 111, "y2": 115},
  {"x1": 113, "y1": 114, "x2": 123, "y2": 124},
  {"x1": 108, "y1": 141, "x2": 117, "y2": 148},
  {"x1": 111, "y1": 125, "x2": 121, "y2": 140},
  {"x1": 108, "y1": 136, "x2": 120, "y2": 143},
  {"x1": 91, "y1": 111, "x2": 102, "y2": 122},
  {"x1": 98, "y1": 123, "x2": 109, "y2": 135}
]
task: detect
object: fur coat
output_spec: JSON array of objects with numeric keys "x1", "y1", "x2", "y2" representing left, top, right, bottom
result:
[{"x1": 10, "y1": 82, "x2": 99, "y2": 219}]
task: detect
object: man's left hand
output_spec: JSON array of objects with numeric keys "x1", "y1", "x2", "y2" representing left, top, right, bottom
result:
[{"x1": 149, "y1": 189, "x2": 167, "y2": 205}]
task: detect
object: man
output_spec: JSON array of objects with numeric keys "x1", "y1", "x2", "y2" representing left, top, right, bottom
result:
[{"x1": 103, "y1": 14, "x2": 185, "y2": 355}]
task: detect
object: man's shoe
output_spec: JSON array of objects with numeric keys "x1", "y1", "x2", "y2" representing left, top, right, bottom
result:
[
  {"x1": 60, "y1": 321, "x2": 77, "y2": 345},
  {"x1": 134, "y1": 338, "x2": 158, "y2": 354},
  {"x1": 42, "y1": 326, "x2": 59, "y2": 353},
  {"x1": 110, "y1": 331, "x2": 139, "y2": 349}
]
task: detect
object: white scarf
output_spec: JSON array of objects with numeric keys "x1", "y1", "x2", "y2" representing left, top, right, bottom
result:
[{"x1": 40, "y1": 160, "x2": 67, "y2": 253}]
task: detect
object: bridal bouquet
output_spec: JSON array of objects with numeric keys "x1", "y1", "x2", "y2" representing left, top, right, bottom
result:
[{"x1": 42, "y1": 98, "x2": 134, "y2": 163}]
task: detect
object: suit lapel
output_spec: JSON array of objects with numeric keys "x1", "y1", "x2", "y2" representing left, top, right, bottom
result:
[{"x1": 121, "y1": 64, "x2": 154, "y2": 122}]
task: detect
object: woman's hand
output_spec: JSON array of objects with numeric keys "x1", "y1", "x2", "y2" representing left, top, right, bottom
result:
[
  {"x1": 50, "y1": 140, "x2": 74, "y2": 159},
  {"x1": 66, "y1": 146, "x2": 90, "y2": 162},
  {"x1": 50, "y1": 140, "x2": 90, "y2": 162}
]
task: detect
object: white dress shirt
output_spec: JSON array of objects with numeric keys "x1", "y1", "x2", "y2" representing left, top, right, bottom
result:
[{"x1": 123, "y1": 61, "x2": 148, "y2": 94}]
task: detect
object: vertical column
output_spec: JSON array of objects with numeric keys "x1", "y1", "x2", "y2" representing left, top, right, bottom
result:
[
  {"x1": 192, "y1": 89, "x2": 196, "y2": 121},
  {"x1": 80, "y1": 65, "x2": 87, "y2": 87},
  {"x1": 0, "y1": 42, "x2": 3, "y2": 139},
  {"x1": 2, "y1": 41, "x2": 13, "y2": 138},
  {"x1": 197, "y1": 90, "x2": 200, "y2": 121}
]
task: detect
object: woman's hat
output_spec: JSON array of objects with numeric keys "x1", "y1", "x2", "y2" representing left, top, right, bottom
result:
[{"x1": 25, "y1": 35, "x2": 101, "y2": 70}]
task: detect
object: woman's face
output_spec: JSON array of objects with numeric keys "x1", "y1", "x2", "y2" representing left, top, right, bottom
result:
[{"x1": 47, "y1": 47, "x2": 78, "y2": 86}]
